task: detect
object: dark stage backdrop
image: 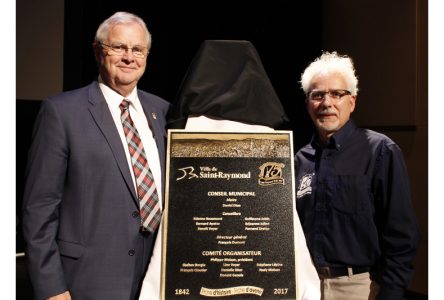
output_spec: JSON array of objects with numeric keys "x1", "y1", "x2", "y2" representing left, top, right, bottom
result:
[{"x1": 63, "y1": 1, "x2": 322, "y2": 148}]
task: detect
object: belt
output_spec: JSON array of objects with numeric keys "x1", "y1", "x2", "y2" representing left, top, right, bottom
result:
[{"x1": 316, "y1": 266, "x2": 371, "y2": 278}]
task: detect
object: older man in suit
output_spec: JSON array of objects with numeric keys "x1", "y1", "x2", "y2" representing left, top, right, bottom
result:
[{"x1": 22, "y1": 12, "x2": 170, "y2": 300}]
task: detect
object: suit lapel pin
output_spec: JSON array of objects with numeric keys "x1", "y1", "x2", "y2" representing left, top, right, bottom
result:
[{"x1": 152, "y1": 112, "x2": 157, "y2": 119}]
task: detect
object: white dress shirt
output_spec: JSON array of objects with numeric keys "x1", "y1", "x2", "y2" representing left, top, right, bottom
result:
[{"x1": 99, "y1": 80, "x2": 163, "y2": 207}]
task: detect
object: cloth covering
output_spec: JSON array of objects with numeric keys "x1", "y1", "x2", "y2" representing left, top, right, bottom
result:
[{"x1": 167, "y1": 40, "x2": 289, "y2": 129}]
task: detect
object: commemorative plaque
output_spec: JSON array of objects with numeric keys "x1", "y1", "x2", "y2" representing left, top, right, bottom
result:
[{"x1": 162, "y1": 131, "x2": 298, "y2": 299}]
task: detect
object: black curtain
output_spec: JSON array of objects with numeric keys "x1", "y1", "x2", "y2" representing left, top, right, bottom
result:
[{"x1": 63, "y1": 0, "x2": 322, "y2": 147}]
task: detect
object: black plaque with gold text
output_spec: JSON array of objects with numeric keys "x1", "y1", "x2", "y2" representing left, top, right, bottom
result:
[{"x1": 162, "y1": 131, "x2": 297, "y2": 299}]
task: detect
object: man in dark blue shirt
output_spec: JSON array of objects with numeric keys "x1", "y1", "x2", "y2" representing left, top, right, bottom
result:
[{"x1": 295, "y1": 51, "x2": 420, "y2": 300}]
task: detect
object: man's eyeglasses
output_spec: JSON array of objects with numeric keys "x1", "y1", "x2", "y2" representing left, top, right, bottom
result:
[
  {"x1": 100, "y1": 42, "x2": 148, "y2": 59},
  {"x1": 307, "y1": 89, "x2": 351, "y2": 101}
]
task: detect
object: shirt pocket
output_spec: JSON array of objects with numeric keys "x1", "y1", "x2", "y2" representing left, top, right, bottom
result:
[{"x1": 325, "y1": 175, "x2": 371, "y2": 215}]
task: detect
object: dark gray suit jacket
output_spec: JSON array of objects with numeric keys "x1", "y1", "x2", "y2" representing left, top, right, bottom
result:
[{"x1": 22, "y1": 81, "x2": 170, "y2": 300}]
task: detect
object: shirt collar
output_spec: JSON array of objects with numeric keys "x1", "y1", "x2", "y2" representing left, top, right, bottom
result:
[
  {"x1": 311, "y1": 119, "x2": 357, "y2": 150},
  {"x1": 98, "y1": 76, "x2": 141, "y2": 112}
]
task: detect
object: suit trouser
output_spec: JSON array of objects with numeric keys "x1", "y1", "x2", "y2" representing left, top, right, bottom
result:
[{"x1": 320, "y1": 271, "x2": 379, "y2": 300}]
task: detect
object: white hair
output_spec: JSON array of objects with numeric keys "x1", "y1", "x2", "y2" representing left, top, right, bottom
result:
[
  {"x1": 95, "y1": 11, "x2": 152, "y2": 50},
  {"x1": 300, "y1": 51, "x2": 359, "y2": 96}
]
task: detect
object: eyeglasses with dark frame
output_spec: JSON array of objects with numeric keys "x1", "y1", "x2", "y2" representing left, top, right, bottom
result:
[
  {"x1": 307, "y1": 89, "x2": 351, "y2": 101},
  {"x1": 99, "y1": 42, "x2": 148, "y2": 59}
]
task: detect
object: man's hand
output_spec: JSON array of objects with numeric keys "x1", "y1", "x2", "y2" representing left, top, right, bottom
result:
[{"x1": 46, "y1": 291, "x2": 71, "y2": 300}]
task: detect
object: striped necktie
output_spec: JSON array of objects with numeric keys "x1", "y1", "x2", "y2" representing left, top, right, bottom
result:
[{"x1": 119, "y1": 99, "x2": 161, "y2": 232}]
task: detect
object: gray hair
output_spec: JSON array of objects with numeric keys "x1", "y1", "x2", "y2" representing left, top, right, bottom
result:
[
  {"x1": 300, "y1": 51, "x2": 359, "y2": 96},
  {"x1": 95, "y1": 11, "x2": 152, "y2": 50}
]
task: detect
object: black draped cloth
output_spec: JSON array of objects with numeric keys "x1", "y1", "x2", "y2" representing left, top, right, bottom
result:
[{"x1": 168, "y1": 40, "x2": 289, "y2": 129}]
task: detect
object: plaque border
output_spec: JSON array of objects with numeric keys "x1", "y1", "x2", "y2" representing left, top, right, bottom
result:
[{"x1": 161, "y1": 130, "x2": 299, "y2": 299}]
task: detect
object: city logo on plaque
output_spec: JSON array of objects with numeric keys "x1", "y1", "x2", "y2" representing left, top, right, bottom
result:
[
  {"x1": 176, "y1": 166, "x2": 199, "y2": 181},
  {"x1": 258, "y1": 162, "x2": 285, "y2": 186}
]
